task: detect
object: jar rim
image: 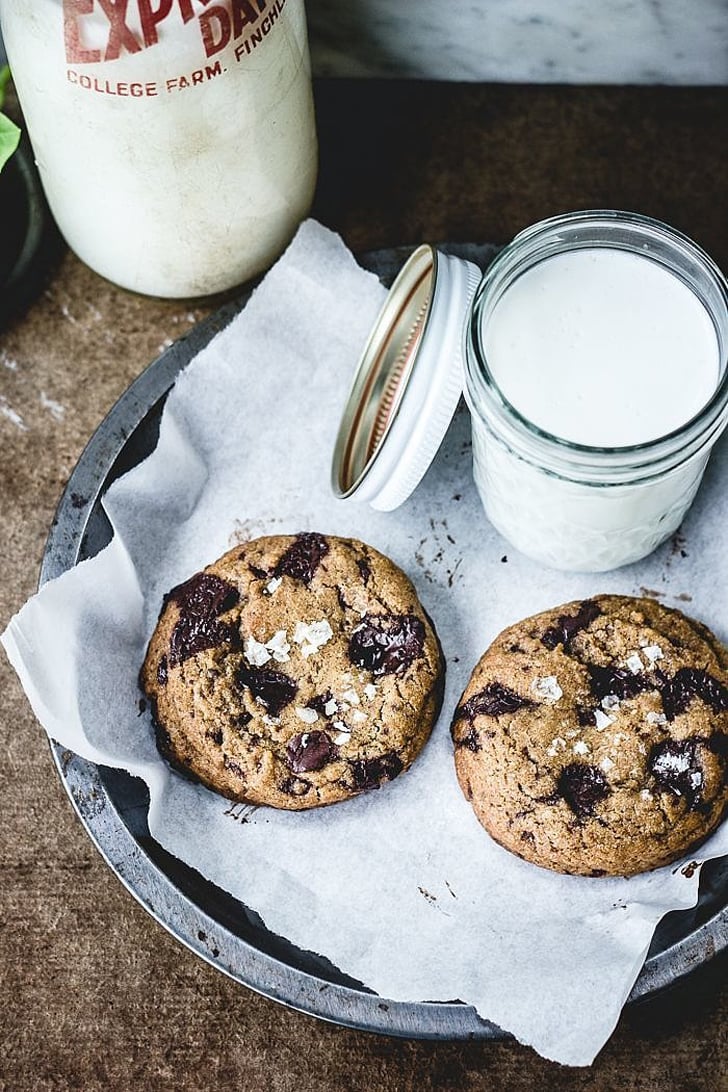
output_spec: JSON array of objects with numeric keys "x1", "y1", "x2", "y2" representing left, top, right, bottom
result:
[{"x1": 465, "y1": 210, "x2": 728, "y2": 482}]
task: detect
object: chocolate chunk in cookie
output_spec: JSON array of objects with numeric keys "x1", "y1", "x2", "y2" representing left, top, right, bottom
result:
[
  {"x1": 348, "y1": 614, "x2": 425, "y2": 676},
  {"x1": 454, "y1": 681, "x2": 534, "y2": 723},
  {"x1": 166, "y1": 572, "x2": 239, "y2": 665},
  {"x1": 541, "y1": 598, "x2": 602, "y2": 651},
  {"x1": 286, "y1": 730, "x2": 338, "y2": 773},
  {"x1": 237, "y1": 665, "x2": 298, "y2": 717},
  {"x1": 556, "y1": 763, "x2": 610, "y2": 819},
  {"x1": 660, "y1": 668, "x2": 728, "y2": 721},
  {"x1": 273, "y1": 532, "x2": 329, "y2": 584}
]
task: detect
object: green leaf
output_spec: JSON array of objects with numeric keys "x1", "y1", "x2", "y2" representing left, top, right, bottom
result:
[
  {"x1": 0, "y1": 67, "x2": 20, "y2": 170},
  {"x1": 0, "y1": 113, "x2": 20, "y2": 171}
]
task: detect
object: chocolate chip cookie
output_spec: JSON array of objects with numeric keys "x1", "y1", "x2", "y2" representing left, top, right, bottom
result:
[
  {"x1": 140, "y1": 533, "x2": 444, "y2": 809},
  {"x1": 451, "y1": 595, "x2": 728, "y2": 876}
]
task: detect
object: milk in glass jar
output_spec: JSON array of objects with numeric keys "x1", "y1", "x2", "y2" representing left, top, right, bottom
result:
[
  {"x1": 0, "y1": 0, "x2": 317, "y2": 297},
  {"x1": 332, "y1": 213, "x2": 728, "y2": 573}
]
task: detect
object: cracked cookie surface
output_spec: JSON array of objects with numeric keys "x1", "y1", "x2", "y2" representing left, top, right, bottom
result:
[
  {"x1": 452, "y1": 595, "x2": 728, "y2": 876},
  {"x1": 140, "y1": 533, "x2": 444, "y2": 809}
]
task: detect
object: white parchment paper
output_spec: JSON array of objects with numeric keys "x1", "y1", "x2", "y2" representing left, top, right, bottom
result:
[{"x1": 4, "y1": 221, "x2": 728, "y2": 1066}]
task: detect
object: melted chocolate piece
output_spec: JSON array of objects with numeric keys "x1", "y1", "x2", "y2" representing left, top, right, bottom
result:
[
  {"x1": 168, "y1": 571, "x2": 238, "y2": 616},
  {"x1": 648, "y1": 739, "x2": 704, "y2": 810},
  {"x1": 169, "y1": 612, "x2": 235, "y2": 665},
  {"x1": 541, "y1": 599, "x2": 601, "y2": 650},
  {"x1": 237, "y1": 665, "x2": 298, "y2": 716},
  {"x1": 208, "y1": 728, "x2": 224, "y2": 746},
  {"x1": 157, "y1": 656, "x2": 168, "y2": 685},
  {"x1": 660, "y1": 668, "x2": 728, "y2": 721},
  {"x1": 351, "y1": 752, "x2": 404, "y2": 791},
  {"x1": 273, "y1": 532, "x2": 329, "y2": 584},
  {"x1": 556, "y1": 763, "x2": 610, "y2": 819},
  {"x1": 588, "y1": 664, "x2": 655, "y2": 702},
  {"x1": 348, "y1": 614, "x2": 425, "y2": 676},
  {"x1": 166, "y1": 572, "x2": 239, "y2": 666},
  {"x1": 456, "y1": 682, "x2": 533, "y2": 722},
  {"x1": 286, "y1": 730, "x2": 338, "y2": 773}
]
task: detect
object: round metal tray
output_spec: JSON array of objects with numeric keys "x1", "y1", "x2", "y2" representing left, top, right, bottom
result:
[{"x1": 41, "y1": 245, "x2": 728, "y2": 1039}]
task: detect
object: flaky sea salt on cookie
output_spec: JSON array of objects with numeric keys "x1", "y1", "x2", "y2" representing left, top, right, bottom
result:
[
  {"x1": 451, "y1": 595, "x2": 728, "y2": 877},
  {"x1": 140, "y1": 533, "x2": 444, "y2": 809}
]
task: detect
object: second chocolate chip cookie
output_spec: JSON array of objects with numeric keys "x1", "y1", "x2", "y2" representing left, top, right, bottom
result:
[{"x1": 452, "y1": 595, "x2": 728, "y2": 876}]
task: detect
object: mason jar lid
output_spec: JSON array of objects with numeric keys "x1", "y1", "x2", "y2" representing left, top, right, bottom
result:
[{"x1": 331, "y1": 244, "x2": 481, "y2": 511}]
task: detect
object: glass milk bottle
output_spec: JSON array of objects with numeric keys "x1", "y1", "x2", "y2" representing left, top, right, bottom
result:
[{"x1": 0, "y1": 0, "x2": 317, "y2": 297}]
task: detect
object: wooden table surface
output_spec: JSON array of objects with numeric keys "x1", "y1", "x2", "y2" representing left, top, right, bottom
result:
[{"x1": 1, "y1": 80, "x2": 727, "y2": 1090}]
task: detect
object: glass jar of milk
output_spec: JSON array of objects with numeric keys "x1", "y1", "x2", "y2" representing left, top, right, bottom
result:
[
  {"x1": 463, "y1": 212, "x2": 728, "y2": 571},
  {"x1": 0, "y1": 0, "x2": 317, "y2": 298}
]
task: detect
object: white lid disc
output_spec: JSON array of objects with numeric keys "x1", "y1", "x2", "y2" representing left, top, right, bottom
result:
[{"x1": 331, "y1": 245, "x2": 481, "y2": 511}]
